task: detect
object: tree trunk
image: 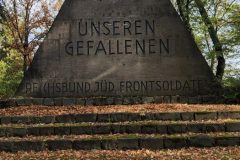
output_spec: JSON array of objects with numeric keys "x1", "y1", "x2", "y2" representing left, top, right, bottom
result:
[
  {"x1": 194, "y1": 0, "x2": 225, "y2": 81},
  {"x1": 23, "y1": 54, "x2": 27, "y2": 74}
]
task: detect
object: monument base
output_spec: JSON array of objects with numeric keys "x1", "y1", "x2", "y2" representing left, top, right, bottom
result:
[{"x1": 1, "y1": 95, "x2": 239, "y2": 108}]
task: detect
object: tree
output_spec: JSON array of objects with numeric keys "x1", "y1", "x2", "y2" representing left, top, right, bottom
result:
[
  {"x1": 174, "y1": 0, "x2": 239, "y2": 82},
  {"x1": 0, "y1": 3, "x2": 5, "y2": 60},
  {"x1": 176, "y1": 0, "x2": 193, "y2": 33},
  {"x1": 0, "y1": 0, "x2": 63, "y2": 98},
  {"x1": 0, "y1": 0, "x2": 60, "y2": 74},
  {"x1": 194, "y1": 0, "x2": 225, "y2": 81}
]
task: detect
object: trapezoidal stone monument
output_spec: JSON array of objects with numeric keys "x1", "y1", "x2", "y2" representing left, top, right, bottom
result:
[{"x1": 16, "y1": 0, "x2": 220, "y2": 98}]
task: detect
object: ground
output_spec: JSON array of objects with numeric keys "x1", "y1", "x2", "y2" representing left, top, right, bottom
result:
[
  {"x1": 0, "y1": 104, "x2": 240, "y2": 159},
  {"x1": 1, "y1": 104, "x2": 240, "y2": 116},
  {"x1": 0, "y1": 147, "x2": 240, "y2": 160}
]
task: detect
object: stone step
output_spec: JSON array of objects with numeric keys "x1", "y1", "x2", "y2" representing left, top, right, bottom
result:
[
  {"x1": 1, "y1": 111, "x2": 240, "y2": 124},
  {"x1": 1, "y1": 120, "x2": 240, "y2": 137},
  {"x1": 0, "y1": 133, "x2": 240, "y2": 152}
]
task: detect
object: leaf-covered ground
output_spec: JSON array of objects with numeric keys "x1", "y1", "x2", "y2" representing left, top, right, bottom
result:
[
  {"x1": 0, "y1": 147, "x2": 240, "y2": 160},
  {"x1": 1, "y1": 104, "x2": 240, "y2": 116},
  {"x1": 0, "y1": 132, "x2": 239, "y2": 141}
]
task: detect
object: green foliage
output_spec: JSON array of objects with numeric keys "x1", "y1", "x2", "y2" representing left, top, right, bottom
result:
[
  {"x1": 173, "y1": 0, "x2": 240, "y2": 85},
  {"x1": 224, "y1": 77, "x2": 240, "y2": 88},
  {"x1": 0, "y1": 11, "x2": 23, "y2": 98},
  {"x1": 0, "y1": 50, "x2": 23, "y2": 99}
]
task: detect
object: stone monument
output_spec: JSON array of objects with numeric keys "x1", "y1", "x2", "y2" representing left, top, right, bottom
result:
[{"x1": 16, "y1": 0, "x2": 219, "y2": 98}]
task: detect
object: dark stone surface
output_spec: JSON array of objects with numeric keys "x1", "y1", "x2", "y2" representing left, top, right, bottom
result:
[
  {"x1": 0, "y1": 141, "x2": 13, "y2": 152},
  {"x1": 143, "y1": 113, "x2": 156, "y2": 121},
  {"x1": 0, "y1": 99, "x2": 17, "y2": 108},
  {"x1": 73, "y1": 140, "x2": 101, "y2": 150},
  {"x1": 63, "y1": 98, "x2": 76, "y2": 106},
  {"x1": 0, "y1": 135, "x2": 240, "y2": 151},
  {"x1": 215, "y1": 137, "x2": 240, "y2": 146},
  {"x1": 0, "y1": 117, "x2": 12, "y2": 124},
  {"x1": 142, "y1": 97, "x2": 155, "y2": 104},
  {"x1": 188, "y1": 97, "x2": 201, "y2": 104},
  {"x1": 186, "y1": 124, "x2": 206, "y2": 133},
  {"x1": 111, "y1": 125, "x2": 126, "y2": 134},
  {"x1": 164, "y1": 138, "x2": 187, "y2": 149},
  {"x1": 40, "y1": 116, "x2": 55, "y2": 124},
  {"x1": 141, "y1": 125, "x2": 157, "y2": 134},
  {"x1": 218, "y1": 111, "x2": 240, "y2": 119},
  {"x1": 0, "y1": 128, "x2": 5, "y2": 137},
  {"x1": 202, "y1": 96, "x2": 217, "y2": 104},
  {"x1": 114, "y1": 98, "x2": 123, "y2": 105},
  {"x1": 171, "y1": 96, "x2": 180, "y2": 103},
  {"x1": 225, "y1": 98, "x2": 237, "y2": 104},
  {"x1": 27, "y1": 127, "x2": 40, "y2": 136},
  {"x1": 163, "y1": 96, "x2": 171, "y2": 103},
  {"x1": 156, "y1": 125, "x2": 168, "y2": 134},
  {"x1": 155, "y1": 113, "x2": 181, "y2": 121},
  {"x1": 27, "y1": 141, "x2": 45, "y2": 151},
  {"x1": 132, "y1": 97, "x2": 142, "y2": 104},
  {"x1": 11, "y1": 116, "x2": 29, "y2": 124},
  {"x1": 43, "y1": 98, "x2": 54, "y2": 106},
  {"x1": 110, "y1": 113, "x2": 129, "y2": 122},
  {"x1": 53, "y1": 98, "x2": 63, "y2": 106},
  {"x1": 15, "y1": 99, "x2": 26, "y2": 106},
  {"x1": 5, "y1": 128, "x2": 14, "y2": 136},
  {"x1": 29, "y1": 116, "x2": 41, "y2": 124},
  {"x1": 85, "y1": 98, "x2": 94, "y2": 106},
  {"x1": 55, "y1": 114, "x2": 74, "y2": 123},
  {"x1": 93, "y1": 98, "x2": 102, "y2": 106},
  {"x1": 228, "y1": 112, "x2": 240, "y2": 119},
  {"x1": 188, "y1": 136, "x2": 215, "y2": 147},
  {"x1": 92, "y1": 125, "x2": 111, "y2": 134},
  {"x1": 125, "y1": 125, "x2": 141, "y2": 133},
  {"x1": 71, "y1": 126, "x2": 92, "y2": 135},
  {"x1": 39, "y1": 127, "x2": 54, "y2": 135},
  {"x1": 225, "y1": 123, "x2": 240, "y2": 132},
  {"x1": 140, "y1": 138, "x2": 164, "y2": 149},
  {"x1": 181, "y1": 112, "x2": 194, "y2": 121},
  {"x1": 194, "y1": 112, "x2": 217, "y2": 120},
  {"x1": 76, "y1": 98, "x2": 86, "y2": 105},
  {"x1": 128, "y1": 113, "x2": 141, "y2": 121},
  {"x1": 101, "y1": 140, "x2": 117, "y2": 150},
  {"x1": 236, "y1": 94, "x2": 240, "y2": 104},
  {"x1": 11, "y1": 128, "x2": 27, "y2": 137},
  {"x1": 97, "y1": 114, "x2": 111, "y2": 122},
  {"x1": 123, "y1": 97, "x2": 133, "y2": 105},
  {"x1": 54, "y1": 126, "x2": 71, "y2": 135},
  {"x1": 24, "y1": 99, "x2": 33, "y2": 106},
  {"x1": 179, "y1": 96, "x2": 189, "y2": 103},
  {"x1": 13, "y1": 141, "x2": 44, "y2": 151},
  {"x1": 167, "y1": 124, "x2": 187, "y2": 134},
  {"x1": 106, "y1": 97, "x2": 115, "y2": 105},
  {"x1": 117, "y1": 138, "x2": 139, "y2": 150},
  {"x1": 75, "y1": 114, "x2": 97, "y2": 122},
  {"x1": 46, "y1": 140, "x2": 72, "y2": 150},
  {"x1": 154, "y1": 96, "x2": 163, "y2": 103},
  {"x1": 205, "y1": 124, "x2": 225, "y2": 132},
  {"x1": 31, "y1": 98, "x2": 44, "y2": 105}
]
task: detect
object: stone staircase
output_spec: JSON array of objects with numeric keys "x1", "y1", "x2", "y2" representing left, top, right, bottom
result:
[{"x1": 0, "y1": 111, "x2": 240, "y2": 152}]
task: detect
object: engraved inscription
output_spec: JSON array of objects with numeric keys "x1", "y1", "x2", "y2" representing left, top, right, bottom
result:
[{"x1": 64, "y1": 19, "x2": 172, "y2": 56}]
